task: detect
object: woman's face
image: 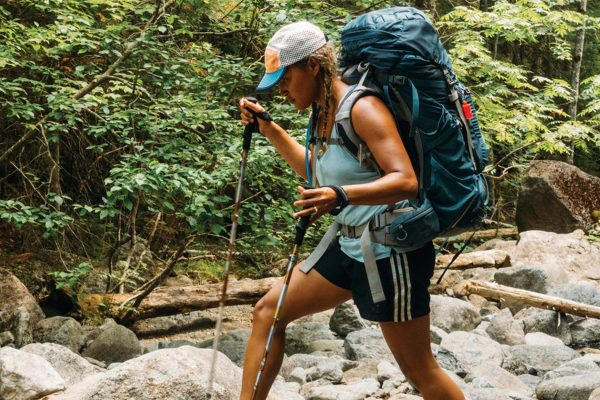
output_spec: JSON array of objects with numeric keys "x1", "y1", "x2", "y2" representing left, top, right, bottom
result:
[{"x1": 278, "y1": 60, "x2": 321, "y2": 110}]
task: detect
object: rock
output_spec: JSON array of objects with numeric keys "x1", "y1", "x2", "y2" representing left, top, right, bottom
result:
[
  {"x1": 494, "y1": 264, "x2": 569, "y2": 295},
  {"x1": 20, "y1": 342, "x2": 102, "y2": 386},
  {"x1": 341, "y1": 359, "x2": 379, "y2": 383},
  {"x1": 439, "y1": 331, "x2": 503, "y2": 373},
  {"x1": 569, "y1": 318, "x2": 600, "y2": 348},
  {"x1": 33, "y1": 317, "x2": 86, "y2": 353},
  {"x1": 501, "y1": 344, "x2": 580, "y2": 375},
  {"x1": 305, "y1": 339, "x2": 345, "y2": 356},
  {"x1": 464, "y1": 362, "x2": 533, "y2": 397},
  {"x1": 280, "y1": 353, "x2": 356, "y2": 383},
  {"x1": 591, "y1": 386, "x2": 600, "y2": 400},
  {"x1": 429, "y1": 325, "x2": 447, "y2": 345},
  {"x1": 525, "y1": 332, "x2": 565, "y2": 346},
  {"x1": 285, "y1": 323, "x2": 337, "y2": 355},
  {"x1": 329, "y1": 301, "x2": 369, "y2": 337},
  {"x1": 0, "y1": 268, "x2": 45, "y2": 332},
  {"x1": 485, "y1": 308, "x2": 525, "y2": 345},
  {"x1": 510, "y1": 230, "x2": 600, "y2": 284},
  {"x1": 548, "y1": 281, "x2": 600, "y2": 306},
  {"x1": 377, "y1": 360, "x2": 404, "y2": 383},
  {"x1": 0, "y1": 346, "x2": 65, "y2": 400},
  {"x1": 535, "y1": 372, "x2": 600, "y2": 400},
  {"x1": 301, "y1": 377, "x2": 380, "y2": 400},
  {"x1": 130, "y1": 310, "x2": 215, "y2": 337},
  {"x1": 466, "y1": 387, "x2": 528, "y2": 400},
  {"x1": 9, "y1": 306, "x2": 33, "y2": 347},
  {"x1": 432, "y1": 346, "x2": 467, "y2": 377},
  {"x1": 0, "y1": 330, "x2": 14, "y2": 346},
  {"x1": 429, "y1": 295, "x2": 481, "y2": 332},
  {"x1": 44, "y1": 346, "x2": 286, "y2": 400},
  {"x1": 197, "y1": 328, "x2": 250, "y2": 367},
  {"x1": 515, "y1": 160, "x2": 600, "y2": 233},
  {"x1": 514, "y1": 308, "x2": 572, "y2": 345},
  {"x1": 344, "y1": 328, "x2": 393, "y2": 362},
  {"x1": 542, "y1": 357, "x2": 600, "y2": 381},
  {"x1": 81, "y1": 319, "x2": 141, "y2": 364}
]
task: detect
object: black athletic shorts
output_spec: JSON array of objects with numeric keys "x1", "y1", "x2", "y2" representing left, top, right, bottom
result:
[{"x1": 312, "y1": 237, "x2": 435, "y2": 322}]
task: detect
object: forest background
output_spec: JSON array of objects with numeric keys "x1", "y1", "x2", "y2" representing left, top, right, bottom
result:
[{"x1": 0, "y1": 0, "x2": 599, "y2": 296}]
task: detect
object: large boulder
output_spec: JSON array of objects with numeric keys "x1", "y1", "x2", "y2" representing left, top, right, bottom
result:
[
  {"x1": 536, "y1": 372, "x2": 600, "y2": 400},
  {"x1": 0, "y1": 268, "x2": 44, "y2": 333},
  {"x1": 439, "y1": 331, "x2": 504, "y2": 373},
  {"x1": 81, "y1": 319, "x2": 141, "y2": 364},
  {"x1": 198, "y1": 328, "x2": 250, "y2": 367},
  {"x1": 44, "y1": 346, "x2": 286, "y2": 400},
  {"x1": 329, "y1": 301, "x2": 369, "y2": 337},
  {"x1": 0, "y1": 346, "x2": 65, "y2": 400},
  {"x1": 20, "y1": 343, "x2": 102, "y2": 386},
  {"x1": 430, "y1": 295, "x2": 481, "y2": 332},
  {"x1": 33, "y1": 317, "x2": 86, "y2": 354},
  {"x1": 515, "y1": 160, "x2": 600, "y2": 233}
]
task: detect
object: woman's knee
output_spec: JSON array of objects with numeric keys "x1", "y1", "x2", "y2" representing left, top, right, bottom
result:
[{"x1": 252, "y1": 295, "x2": 294, "y2": 329}]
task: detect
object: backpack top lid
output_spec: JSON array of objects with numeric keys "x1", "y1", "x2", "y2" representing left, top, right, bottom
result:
[{"x1": 340, "y1": 7, "x2": 452, "y2": 72}]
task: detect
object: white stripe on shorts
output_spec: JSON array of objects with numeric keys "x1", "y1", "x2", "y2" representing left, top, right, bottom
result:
[
  {"x1": 391, "y1": 252, "x2": 400, "y2": 323},
  {"x1": 401, "y1": 252, "x2": 413, "y2": 321}
]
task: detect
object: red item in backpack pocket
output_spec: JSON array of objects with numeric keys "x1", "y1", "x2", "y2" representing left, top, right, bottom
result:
[{"x1": 462, "y1": 100, "x2": 473, "y2": 120}]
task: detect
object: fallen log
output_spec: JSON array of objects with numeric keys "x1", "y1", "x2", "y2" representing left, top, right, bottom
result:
[
  {"x1": 455, "y1": 280, "x2": 600, "y2": 319},
  {"x1": 435, "y1": 249, "x2": 510, "y2": 270},
  {"x1": 80, "y1": 277, "x2": 278, "y2": 322},
  {"x1": 433, "y1": 227, "x2": 518, "y2": 246}
]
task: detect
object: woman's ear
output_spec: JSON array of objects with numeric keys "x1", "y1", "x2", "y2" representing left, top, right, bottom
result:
[{"x1": 307, "y1": 57, "x2": 321, "y2": 78}]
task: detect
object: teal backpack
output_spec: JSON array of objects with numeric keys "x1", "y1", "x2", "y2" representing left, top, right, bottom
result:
[{"x1": 335, "y1": 6, "x2": 490, "y2": 252}]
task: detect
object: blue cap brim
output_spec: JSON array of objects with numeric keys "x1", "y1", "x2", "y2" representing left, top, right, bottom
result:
[{"x1": 256, "y1": 67, "x2": 286, "y2": 91}]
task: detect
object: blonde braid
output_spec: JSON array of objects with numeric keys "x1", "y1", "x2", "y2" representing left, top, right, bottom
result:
[{"x1": 309, "y1": 42, "x2": 338, "y2": 138}]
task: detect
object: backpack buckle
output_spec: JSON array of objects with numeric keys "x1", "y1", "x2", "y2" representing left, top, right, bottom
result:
[{"x1": 357, "y1": 62, "x2": 370, "y2": 73}]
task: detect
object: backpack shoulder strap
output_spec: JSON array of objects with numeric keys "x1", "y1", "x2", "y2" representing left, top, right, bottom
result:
[{"x1": 334, "y1": 70, "x2": 382, "y2": 167}]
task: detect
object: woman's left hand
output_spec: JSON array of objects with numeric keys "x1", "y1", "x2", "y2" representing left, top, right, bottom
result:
[{"x1": 292, "y1": 185, "x2": 339, "y2": 222}]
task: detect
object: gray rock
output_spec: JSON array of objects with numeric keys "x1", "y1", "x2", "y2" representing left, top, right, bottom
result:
[
  {"x1": 485, "y1": 308, "x2": 525, "y2": 345},
  {"x1": 432, "y1": 346, "x2": 467, "y2": 377},
  {"x1": 525, "y1": 332, "x2": 565, "y2": 346},
  {"x1": 494, "y1": 264, "x2": 569, "y2": 295},
  {"x1": 329, "y1": 302, "x2": 369, "y2": 337},
  {"x1": 0, "y1": 268, "x2": 45, "y2": 332},
  {"x1": 501, "y1": 344, "x2": 580, "y2": 376},
  {"x1": 549, "y1": 281, "x2": 600, "y2": 306},
  {"x1": 515, "y1": 160, "x2": 600, "y2": 233},
  {"x1": 305, "y1": 339, "x2": 345, "y2": 356},
  {"x1": 281, "y1": 353, "x2": 356, "y2": 383},
  {"x1": 518, "y1": 373, "x2": 541, "y2": 391},
  {"x1": 285, "y1": 323, "x2": 337, "y2": 355},
  {"x1": 515, "y1": 307, "x2": 572, "y2": 345},
  {"x1": 44, "y1": 346, "x2": 287, "y2": 400},
  {"x1": 429, "y1": 325, "x2": 447, "y2": 345},
  {"x1": 197, "y1": 328, "x2": 250, "y2": 367},
  {"x1": 344, "y1": 328, "x2": 392, "y2": 362},
  {"x1": 81, "y1": 320, "x2": 141, "y2": 364},
  {"x1": 33, "y1": 317, "x2": 86, "y2": 353},
  {"x1": 466, "y1": 387, "x2": 527, "y2": 400},
  {"x1": 464, "y1": 362, "x2": 533, "y2": 397},
  {"x1": 430, "y1": 295, "x2": 481, "y2": 332},
  {"x1": 8, "y1": 307, "x2": 33, "y2": 347},
  {"x1": 570, "y1": 318, "x2": 600, "y2": 348},
  {"x1": 535, "y1": 372, "x2": 600, "y2": 400},
  {"x1": 21, "y1": 342, "x2": 103, "y2": 386},
  {"x1": 0, "y1": 330, "x2": 14, "y2": 346},
  {"x1": 377, "y1": 360, "x2": 404, "y2": 383},
  {"x1": 301, "y1": 377, "x2": 380, "y2": 400},
  {"x1": 542, "y1": 356, "x2": 600, "y2": 381},
  {"x1": 130, "y1": 310, "x2": 215, "y2": 337},
  {"x1": 439, "y1": 331, "x2": 503, "y2": 373},
  {"x1": 0, "y1": 346, "x2": 65, "y2": 400},
  {"x1": 591, "y1": 386, "x2": 600, "y2": 400}
]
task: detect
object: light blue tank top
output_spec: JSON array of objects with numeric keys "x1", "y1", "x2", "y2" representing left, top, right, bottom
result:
[{"x1": 315, "y1": 108, "x2": 392, "y2": 262}]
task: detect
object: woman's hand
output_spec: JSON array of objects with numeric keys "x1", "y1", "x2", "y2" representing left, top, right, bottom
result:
[
  {"x1": 293, "y1": 185, "x2": 339, "y2": 222},
  {"x1": 239, "y1": 98, "x2": 272, "y2": 136}
]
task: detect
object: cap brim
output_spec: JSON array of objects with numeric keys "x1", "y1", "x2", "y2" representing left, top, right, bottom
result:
[{"x1": 256, "y1": 67, "x2": 286, "y2": 91}]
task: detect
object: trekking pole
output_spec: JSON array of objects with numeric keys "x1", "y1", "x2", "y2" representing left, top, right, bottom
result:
[
  {"x1": 207, "y1": 97, "x2": 260, "y2": 397},
  {"x1": 251, "y1": 212, "x2": 311, "y2": 400}
]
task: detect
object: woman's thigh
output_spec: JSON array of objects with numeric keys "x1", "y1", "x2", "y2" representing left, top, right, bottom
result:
[{"x1": 256, "y1": 262, "x2": 352, "y2": 325}]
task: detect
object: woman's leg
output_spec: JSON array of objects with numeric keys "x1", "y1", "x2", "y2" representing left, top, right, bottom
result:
[
  {"x1": 240, "y1": 263, "x2": 352, "y2": 400},
  {"x1": 380, "y1": 315, "x2": 465, "y2": 400}
]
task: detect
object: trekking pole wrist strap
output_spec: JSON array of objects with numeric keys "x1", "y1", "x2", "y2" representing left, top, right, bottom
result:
[{"x1": 323, "y1": 185, "x2": 350, "y2": 215}]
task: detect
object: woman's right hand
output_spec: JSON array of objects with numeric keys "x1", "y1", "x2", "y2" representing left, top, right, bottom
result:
[{"x1": 239, "y1": 97, "x2": 272, "y2": 136}]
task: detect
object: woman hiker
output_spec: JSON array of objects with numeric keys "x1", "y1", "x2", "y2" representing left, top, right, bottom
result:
[{"x1": 239, "y1": 21, "x2": 465, "y2": 400}]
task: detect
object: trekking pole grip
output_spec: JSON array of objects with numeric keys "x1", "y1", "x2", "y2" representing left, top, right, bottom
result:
[
  {"x1": 294, "y1": 214, "x2": 311, "y2": 246},
  {"x1": 243, "y1": 97, "x2": 259, "y2": 151}
]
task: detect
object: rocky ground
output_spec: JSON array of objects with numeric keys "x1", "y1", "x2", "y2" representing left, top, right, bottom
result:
[{"x1": 2, "y1": 229, "x2": 600, "y2": 400}]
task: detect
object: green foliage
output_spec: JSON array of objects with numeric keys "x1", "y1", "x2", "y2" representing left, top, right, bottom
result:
[
  {"x1": 1, "y1": 0, "x2": 599, "y2": 279},
  {"x1": 51, "y1": 262, "x2": 93, "y2": 291}
]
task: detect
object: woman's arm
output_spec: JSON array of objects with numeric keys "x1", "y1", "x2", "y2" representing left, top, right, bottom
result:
[
  {"x1": 293, "y1": 95, "x2": 417, "y2": 219},
  {"x1": 240, "y1": 98, "x2": 309, "y2": 180}
]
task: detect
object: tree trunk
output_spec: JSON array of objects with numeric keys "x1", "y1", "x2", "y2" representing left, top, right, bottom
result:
[
  {"x1": 455, "y1": 280, "x2": 600, "y2": 319},
  {"x1": 567, "y1": 0, "x2": 588, "y2": 164},
  {"x1": 80, "y1": 277, "x2": 278, "y2": 322}
]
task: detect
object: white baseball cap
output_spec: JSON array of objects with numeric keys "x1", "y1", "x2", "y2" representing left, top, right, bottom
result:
[{"x1": 256, "y1": 21, "x2": 328, "y2": 91}]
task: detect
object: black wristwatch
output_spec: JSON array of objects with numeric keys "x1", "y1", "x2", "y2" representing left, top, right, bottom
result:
[{"x1": 324, "y1": 185, "x2": 350, "y2": 216}]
